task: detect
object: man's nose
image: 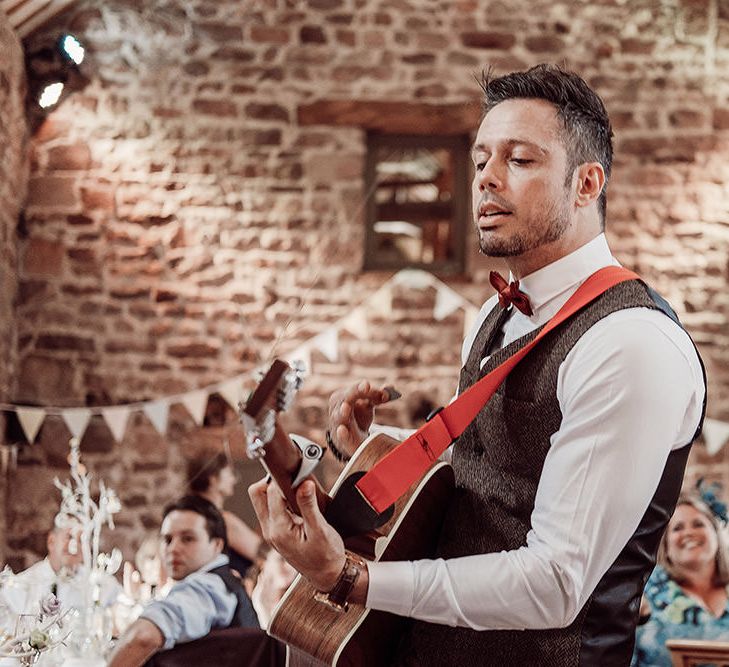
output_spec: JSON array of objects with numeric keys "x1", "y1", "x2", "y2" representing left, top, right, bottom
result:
[{"x1": 478, "y1": 159, "x2": 503, "y2": 192}]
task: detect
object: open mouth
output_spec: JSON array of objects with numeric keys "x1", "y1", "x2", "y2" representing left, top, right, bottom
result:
[
  {"x1": 680, "y1": 539, "x2": 703, "y2": 549},
  {"x1": 478, "y1": 202, "x2": 513, "y2": 224}
]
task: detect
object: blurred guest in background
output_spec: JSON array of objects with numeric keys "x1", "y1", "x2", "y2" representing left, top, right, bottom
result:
[
  {"x1": 187, "y1": 452, "x2": 261, "y2": 577},
  {"x1": 118, "y1": 533, "x2": 173, "y2": 626},
  {"x1": 632, "y1": 490, "x2": 729, "y2": 666},
  {"x1": 108, "y1": 495, "x2": 258, "y2": 667},
  {"x1": 249, "y1": 544, "x2": 297, "y2": 630},
  {"x1": 1, "y1": 518, "x2": 120, "y2": 615},
  {"x1": 133, "y1": 533, "x2": 172, "y2": 599}
]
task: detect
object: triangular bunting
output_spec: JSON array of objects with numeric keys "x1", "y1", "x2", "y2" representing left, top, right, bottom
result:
[
  {"x1": 340, "y1": 309, "x2": 368, "y2": 339},
  {"x1": 703, "y1": 417, "x2": 729, "y2": 456},
  {"x1": 181, "y1": 390, "x2": 209, "y2": 426},
  {"x1": 312, "y1": 328, "x2": 339, "y2": 362},
  {"x1": 370, "y1": 285, "x2": 392, "y2": 316},
  {"x1": 393, "y1": 269, "x2": 433, "y2": 289},
  {"x1": 217, "y1": 378, "x2": 245, "y2": 410},
  {"x1": 143, "y1": 400, "x2": 170, "y2": 435},
  {"x1": 17, "y1": 407, "x2": 46, "y2": 444},
  {"x1": 434, "y1": 285, "x2": 465, "y2": 321},
  {"x1": 62, "y1": 408, "x2": 92, "y2": 441},
  {"x1": 463, "y1": 305, "x2": 479, "y2": 340},
  {"x1": 101, "y1": 406, "x2": 131, "y2": 443}
]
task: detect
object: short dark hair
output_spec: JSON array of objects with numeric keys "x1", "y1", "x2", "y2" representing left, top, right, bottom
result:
[
  {"x1": 480, "y1": 64, "x2": 613, "y2": 227},
  {"x1": 187, "y1": 451, "x2": 230, "y2": 494},
  {"x1": 163, "y1": 495, "x2": 228, "y2": 546}
]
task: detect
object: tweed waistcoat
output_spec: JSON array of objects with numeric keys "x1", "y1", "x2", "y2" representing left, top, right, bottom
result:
[{"x1": 395, "y1": 280, "x2": 704, "y2": 667}]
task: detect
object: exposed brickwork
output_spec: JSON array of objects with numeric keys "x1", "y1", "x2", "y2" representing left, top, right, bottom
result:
[
  {"x1": 0, "y1": 11, "x2": 28, "y2": 565},
  {"x1": 5, "y1": 0, "x2": 729, "y2": 566}
]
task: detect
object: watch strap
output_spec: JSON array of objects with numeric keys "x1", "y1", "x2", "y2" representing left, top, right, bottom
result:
[{"x1": 314, "y1": 551, "x2": 366, "y2": 612}]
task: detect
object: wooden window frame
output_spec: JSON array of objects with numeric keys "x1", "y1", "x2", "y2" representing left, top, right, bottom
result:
[{"x1": 363, "y1": 132, "x2": 470, "y2": 274}]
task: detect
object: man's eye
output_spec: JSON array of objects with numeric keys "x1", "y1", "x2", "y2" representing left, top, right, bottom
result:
[
  {"x1": 475, "y1": 162, "x2": 486, "y2": 171},
  {"x1": 511, "y1": 158, "x2": 533, "y2": 165}
]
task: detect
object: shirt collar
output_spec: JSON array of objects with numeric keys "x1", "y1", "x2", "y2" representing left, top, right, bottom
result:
[
  {"x1": 509, "y1": 234, "x2": 617, "y2": 316},
  {"x1": 197, "y1": 553, "x2": 229, "y2": 575}
]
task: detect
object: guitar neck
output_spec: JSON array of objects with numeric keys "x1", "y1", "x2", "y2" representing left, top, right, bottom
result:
[{"x1": 241, "y1": 358, "x2": 330, "y2": 517}]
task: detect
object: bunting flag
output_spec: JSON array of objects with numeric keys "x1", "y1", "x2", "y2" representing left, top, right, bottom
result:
[
  {"x1": 143, "y1": 400, "x2": 170, "y2": 435},
  {"x1": 340, "y1": 309, "x2": 368, "y2": 338},
  {"x1": 102, "y1": 406, "x2": 132, "y2": 443},
  {"x1": 181, "y1": 390, "x2": 209, "y2": 426},
  {"x1": 462, "y1": 305, "x2": 480, "y2": 340},
  {"x1": 217, "y1": 377, "x2": 245, "y2": 410},
  {"x1": 393, "y1": 269, "x2": 434, "y2": 289},
  {"x1": 62, "y1": 408, "x2": 92, "y2": 441},
  {"x1": 0, "y1": 268, "x2": 516, "y2": 446},
  {"x1": 312, "y1": 328, "x2": 339, "y2": 362},
  {"x1": 703, "y1": 417, "x2": 729, "y2": 456},
  {"x1": 369, "y1": 286, "x2": 392, "y2": 316},
  {"x1": 434, "y1": 285, "x2": 465, "y2": 321},
  {"x1": 16, "y1": 407, "x2": 46, "y2": 444}
]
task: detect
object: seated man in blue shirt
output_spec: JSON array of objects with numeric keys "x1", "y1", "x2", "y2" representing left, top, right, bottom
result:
[{"x1": 108, "y1": 495, "x2": 258, "y2": 667}]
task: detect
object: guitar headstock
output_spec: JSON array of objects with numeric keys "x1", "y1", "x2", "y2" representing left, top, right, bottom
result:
[{"x1": 240, "y1": 358, "x2": 306, "y2": 460}]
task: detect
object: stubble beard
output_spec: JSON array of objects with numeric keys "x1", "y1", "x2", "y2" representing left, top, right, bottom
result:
[{"x1": 477, "y1": 196, "x2": 571, "y2": 258}]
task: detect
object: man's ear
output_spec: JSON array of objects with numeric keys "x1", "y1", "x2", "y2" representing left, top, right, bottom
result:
[
  {"x1": 212, "y1": 537, "x2": 224, "y2": 554},
  {"x1": 574, "y1": 161, "x2": 605, "y2": 209}
]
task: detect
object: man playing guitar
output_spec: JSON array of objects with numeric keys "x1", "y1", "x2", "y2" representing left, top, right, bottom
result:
[{"x1": 249, "y1": 64, "x2": 706, "y2": 666}]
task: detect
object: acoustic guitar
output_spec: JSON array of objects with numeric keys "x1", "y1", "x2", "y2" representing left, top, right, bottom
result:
[{"x1": 240, "y1": 359, "x2": 454, "y2": 666}]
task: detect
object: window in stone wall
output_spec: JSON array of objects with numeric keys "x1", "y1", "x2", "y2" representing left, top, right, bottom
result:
[{"x1": 364, "y1": 133, "x2": 470, "y2": 274}]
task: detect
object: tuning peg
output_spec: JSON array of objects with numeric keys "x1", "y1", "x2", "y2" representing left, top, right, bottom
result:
[
  {"x1": 246, "y1": 433, "x2": 265, "y2": 459},
  {"x1": 290, "y1": 359, "x2": 307, "y2": 382},
  {"x1": 276, "y1": 386, "x2": 290, "y2": 412}
]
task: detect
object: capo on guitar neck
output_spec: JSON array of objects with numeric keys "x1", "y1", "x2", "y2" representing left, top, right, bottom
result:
[{"x1": 289, "y1": 434, "x2": 325, "y2": 487}]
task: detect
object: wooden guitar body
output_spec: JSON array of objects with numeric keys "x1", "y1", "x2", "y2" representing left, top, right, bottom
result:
[{"x1": 268, "y1": 432, "x2": 455, "y2": 667}]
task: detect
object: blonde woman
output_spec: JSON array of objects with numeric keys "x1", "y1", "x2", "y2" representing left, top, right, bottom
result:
[{"x1": 632, "y1": 492, "x2": 729, "y2": 666}]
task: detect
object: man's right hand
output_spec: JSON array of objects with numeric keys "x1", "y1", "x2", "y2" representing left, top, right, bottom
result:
[{"x1": 327, "y1": 381, "x2": 393, "y2": 457}]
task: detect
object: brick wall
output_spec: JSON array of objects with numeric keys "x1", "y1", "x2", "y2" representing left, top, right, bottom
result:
[
  {"x1": 6, "y1": 0, "x2": 729, "y2": 567},
  {"x1": 0, "y1": 10, "x2": 28, "y2": 565}
]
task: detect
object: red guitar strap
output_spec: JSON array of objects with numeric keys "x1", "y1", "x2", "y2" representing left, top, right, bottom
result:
[{"x1": 354, "y1": 266, "x2": 641, "y2": 514}]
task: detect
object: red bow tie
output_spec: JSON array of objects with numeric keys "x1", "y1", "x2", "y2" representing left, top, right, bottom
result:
[{"x1": 489, "y1": 271, "x2": 533, "y2": 316}]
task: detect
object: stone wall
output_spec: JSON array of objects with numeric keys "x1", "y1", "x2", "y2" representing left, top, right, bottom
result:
[
  {"x1": 6, "y1": 0, "x2": 729, "y2": 567},
  {"x1": 0, "y1": 10, "x2": 28, "y2": 565}
]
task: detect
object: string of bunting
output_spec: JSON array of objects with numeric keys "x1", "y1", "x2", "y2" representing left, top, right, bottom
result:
[{"x1": 0, "y1": 269, "x2": 480, "y2": 446}]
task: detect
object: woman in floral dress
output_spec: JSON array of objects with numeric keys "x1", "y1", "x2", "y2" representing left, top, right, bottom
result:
[{"x1": 632, "y1": 493, "x2": 729, "y2": 666}]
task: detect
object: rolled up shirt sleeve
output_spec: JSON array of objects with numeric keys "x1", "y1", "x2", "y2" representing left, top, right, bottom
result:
[
  {"x1": 366, "y1": 309, "x2": 705, "y2": 630},
  {"x1": 140, "y1": 572, "x2": 238, "y2": 649}
]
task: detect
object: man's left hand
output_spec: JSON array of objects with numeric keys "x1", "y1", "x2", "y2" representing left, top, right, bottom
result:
[{"x1": 249, "y1": 477, "x2": 346, "y2": 592}]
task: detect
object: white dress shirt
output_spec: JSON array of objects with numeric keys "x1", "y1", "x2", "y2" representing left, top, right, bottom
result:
[
  {"x1": 366, "y1": 233, "x2": 705, "y2": 630},
  {"x1": 1, "y1": 558, "x2": 121, "y2": 615}
]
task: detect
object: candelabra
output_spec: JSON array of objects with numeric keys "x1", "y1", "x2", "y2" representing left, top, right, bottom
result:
[{"x1": 53, "y1": 437, "x2": 122, "y2": 659}]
